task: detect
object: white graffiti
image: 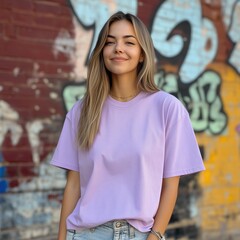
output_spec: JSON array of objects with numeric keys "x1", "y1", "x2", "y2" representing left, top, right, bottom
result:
[
  {"x1": 151, "y1": 0, "x2": 218, "y2": 83},
  {"x1": 0, "y1": 100, "x2": 23, "y2": 146},
  {"x1": 221, "y1": 0, "x2": 240, "y2": 73},
  {"x1": 0, "y1": 100, "x2": 53, "y2": 165},
  {"x1": 13, "y1": 154, "x2": 66, "y2": 191},
  {"x1": 53, "y1": 29, "x2": 76, "y2": 61},
  {"x1": 26, "y1": 119, "x2": 51, "y2": 165}
]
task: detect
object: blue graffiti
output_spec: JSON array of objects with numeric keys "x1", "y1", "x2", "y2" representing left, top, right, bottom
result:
[
  {"x1": 151, "y1": 0, "x2": 217, "y2": 83},
  {"x1": 0, "y1": 152, "x2": 8, "y2": 193}
]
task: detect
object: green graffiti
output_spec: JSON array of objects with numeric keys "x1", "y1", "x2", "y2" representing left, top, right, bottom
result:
[
  {"x1": 190, "y1": 71, "x2": 227, "y2": 134},
  {"x1": 62, "y1": 83, "x2": 86, "y2": 111},
  {"x1": 154, "y1": 70, "x2": 227, "y2": 135},
  {"x1": 154, "y1": 71, "x2": 178, "y2": 93}
]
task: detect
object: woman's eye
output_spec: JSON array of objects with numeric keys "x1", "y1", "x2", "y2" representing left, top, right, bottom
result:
[
  {"x1": 126, "y1": 42, "x2": 135, "y2": 45},
  {"x1": 105, "y1": 41, "x2": 115, "y2": 45}
]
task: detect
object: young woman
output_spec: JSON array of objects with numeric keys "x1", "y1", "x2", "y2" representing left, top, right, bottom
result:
[{"x1": 51, "y1": 11, "x2": 205, "y2": 240}]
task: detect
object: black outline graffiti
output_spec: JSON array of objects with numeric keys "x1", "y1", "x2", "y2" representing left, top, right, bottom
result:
[{"x1": 154, "y1": 21, "x2": 192, "y2": 67}]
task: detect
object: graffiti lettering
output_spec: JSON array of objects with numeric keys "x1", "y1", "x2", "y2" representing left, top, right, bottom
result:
[
  {"x1": 155, "y1": 70, "x2": 227, "y2": 134},
  {"x1": 188, "y1": 71, "x2": 227, "y2": 134},
  {"x1": 151, "y1": 0, "x2": 218, "y2": 83}
]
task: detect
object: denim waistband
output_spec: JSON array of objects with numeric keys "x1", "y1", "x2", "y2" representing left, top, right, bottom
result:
[{"x1": 68, "y1": 220, "x2": 135, "y2": 238}]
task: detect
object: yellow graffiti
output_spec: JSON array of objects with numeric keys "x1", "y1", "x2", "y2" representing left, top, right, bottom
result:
[{"x1": 198, "y1": 63, "x2": 240, "y2": 233}]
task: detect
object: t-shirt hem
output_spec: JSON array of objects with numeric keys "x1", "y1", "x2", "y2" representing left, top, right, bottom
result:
[
  {"x1": 163, "y1": 166, "x2": 205, "y2": 178},
  {"x1": 127, "y1": 220, "x2": 152, "y2": 232}
]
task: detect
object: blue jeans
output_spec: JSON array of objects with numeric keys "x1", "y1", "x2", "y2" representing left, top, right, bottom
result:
[{"x1": 66, "y1": 220, "x2": 149, "y2": 240}]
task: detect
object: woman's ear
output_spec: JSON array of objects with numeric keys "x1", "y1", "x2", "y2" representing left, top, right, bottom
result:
[{"x1": 139, "y1": 53, "x2": 144, "y2": 63}]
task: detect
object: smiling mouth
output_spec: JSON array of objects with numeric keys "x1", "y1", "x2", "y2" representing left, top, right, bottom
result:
[{"x1": 111, "y1": 58, "x2": 128, "y2": 62}]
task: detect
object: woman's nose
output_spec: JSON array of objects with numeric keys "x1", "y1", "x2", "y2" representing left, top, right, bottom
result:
[{"x1": 115, "y1": 43, "x2": 123, "y2": 53}]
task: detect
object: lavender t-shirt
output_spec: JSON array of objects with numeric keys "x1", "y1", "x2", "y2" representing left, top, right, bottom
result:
[{"x1": 51, "y1": 91, "x2": 205, "y2": 232}]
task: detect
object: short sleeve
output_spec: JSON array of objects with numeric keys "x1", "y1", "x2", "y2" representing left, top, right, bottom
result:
[
  {"x1": 50, "y1": 116, "x2": 79, "y2": 172},
  {"x1": 163, "y1": 105, "x2": 205, "y2": 178}
]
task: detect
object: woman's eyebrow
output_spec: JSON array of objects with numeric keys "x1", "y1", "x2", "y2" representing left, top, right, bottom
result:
[{"x1": 107, "y1": 34, "x2": 136, "y2": 39}]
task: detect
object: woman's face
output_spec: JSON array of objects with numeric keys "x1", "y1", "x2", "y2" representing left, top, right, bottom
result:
[{"x1": 103, "y1": 19, "x2": 143, "y2": 79}]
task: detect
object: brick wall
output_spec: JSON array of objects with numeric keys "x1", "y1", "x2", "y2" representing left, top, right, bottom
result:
[
  {"x1": 0, "y1": 0, "x2": 239, "y2": 239},
  {"x1": 0, "y1": 0, "x2": 74, "y2": 239}
]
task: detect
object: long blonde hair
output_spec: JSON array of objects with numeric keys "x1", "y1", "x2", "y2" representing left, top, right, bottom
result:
[{"x1": 78, "y1": 11, "x2": 159, "y2": 150}]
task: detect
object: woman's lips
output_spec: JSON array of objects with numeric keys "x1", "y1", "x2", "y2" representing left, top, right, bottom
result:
[{"x1": 111, "y1": 57, "x2": 128, "y2": 62}]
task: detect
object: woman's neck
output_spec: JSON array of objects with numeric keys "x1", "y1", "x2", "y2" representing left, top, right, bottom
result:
[
  {"x1": 111, "y1": 74, "x2": 138, "y2": 93},
  {"x1": 110, "y1": 75, "x2": 139, "y2": 101}
]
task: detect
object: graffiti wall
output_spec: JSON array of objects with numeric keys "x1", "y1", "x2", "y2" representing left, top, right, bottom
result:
[{"x1": 0, "y1": 0, "x2": 239, "y2": 239}]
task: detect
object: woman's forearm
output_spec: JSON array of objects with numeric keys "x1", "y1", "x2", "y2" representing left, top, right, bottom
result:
[
  {"x1": 149, "y1": 176, "x2": 180, "y2": 239},
  {"x1": 58, "y1": 170, "x2": 80, "y2": 240}
]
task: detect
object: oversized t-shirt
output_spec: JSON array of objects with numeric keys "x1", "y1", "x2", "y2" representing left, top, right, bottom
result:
[{"x1": 50, "y1": 90, "x2": 205, "y2": 232}]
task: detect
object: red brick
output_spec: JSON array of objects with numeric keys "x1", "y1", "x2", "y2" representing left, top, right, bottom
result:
[
  {"x1": 0, "y1": 23, "x2": 3, "y2": 35},
  {"x1": 0, "y1": 60, "x2": 73, "y2": 80},
  {"x1": 47, "y1": 0, "x2": 67, "y2": 4},
  {"x1": 4, "y1": 23, "x2": 17, "y2": 38},
  {"x1": 138, "y1": 0, "x2": 160, "y2": 26},
  {"x1": 3, "y1": 0, "x2": 33, "y2": 11},
  {"x1": 35, "y1": 15, "x2": 73, "y2": 30},
  {"x1": 61, "y1": 5, "x2": 73, "y2": 17},
  {"x1": 11, "y1": 12, "x2": 35, "y2": 26},
  {"x1": 0, "y1": 0, "x2": 9, "y2": 9},
  {"x1": 0, "y1": 38, "x2": 68, "y2": 62},
  {"x1": 1, "y1": 87, "x2": 40, "y2": 98},
  {"x1": 0, "y1": 72, "x2": 27, "y2": 84},
  {"x1": 3, "y1": 83, "x2": 61, "y2": 99},
  {"x1": 34, "y1": 1, "x2": 62, "y2": 15},
  {"x1": 2, "y1": 94, "x2": 59, "y2": 106},
  {"x1": 17, "y1": 26, "x2": 59, "y2": 41},
  {"x1": 8, "y1": 73, "x2": 62, "y2": 86},
  {"x1": 19, "y1": 165, "x2": 36, "y2": 177},
  {"x1": 6, "y1": 166, "x2": 20, "y2": 178},
  {"x1": 39, "y1": 61, "x2": 73, "y2": 75},
  {"x1": 0, "y1": 9, "x2": 11, "y2": 22},
  {"x1": 1, "y1": 95, "x2": 63, "y2": 117},
  {"x1": 2, "y1": 147, "x2": 32, "y2": 164},
  {"x1": 0, "y1": 58, "x2": 33, "y2": 72},
  {"x1": 48, "y1": 192, "x2": 63, "y2": 201},
  {"x1": 9, "y1": 179, "x2": 20, "y2": 188},
  {"x1": 0, "y1": 72, "x2": 45, "y2": 90}
]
